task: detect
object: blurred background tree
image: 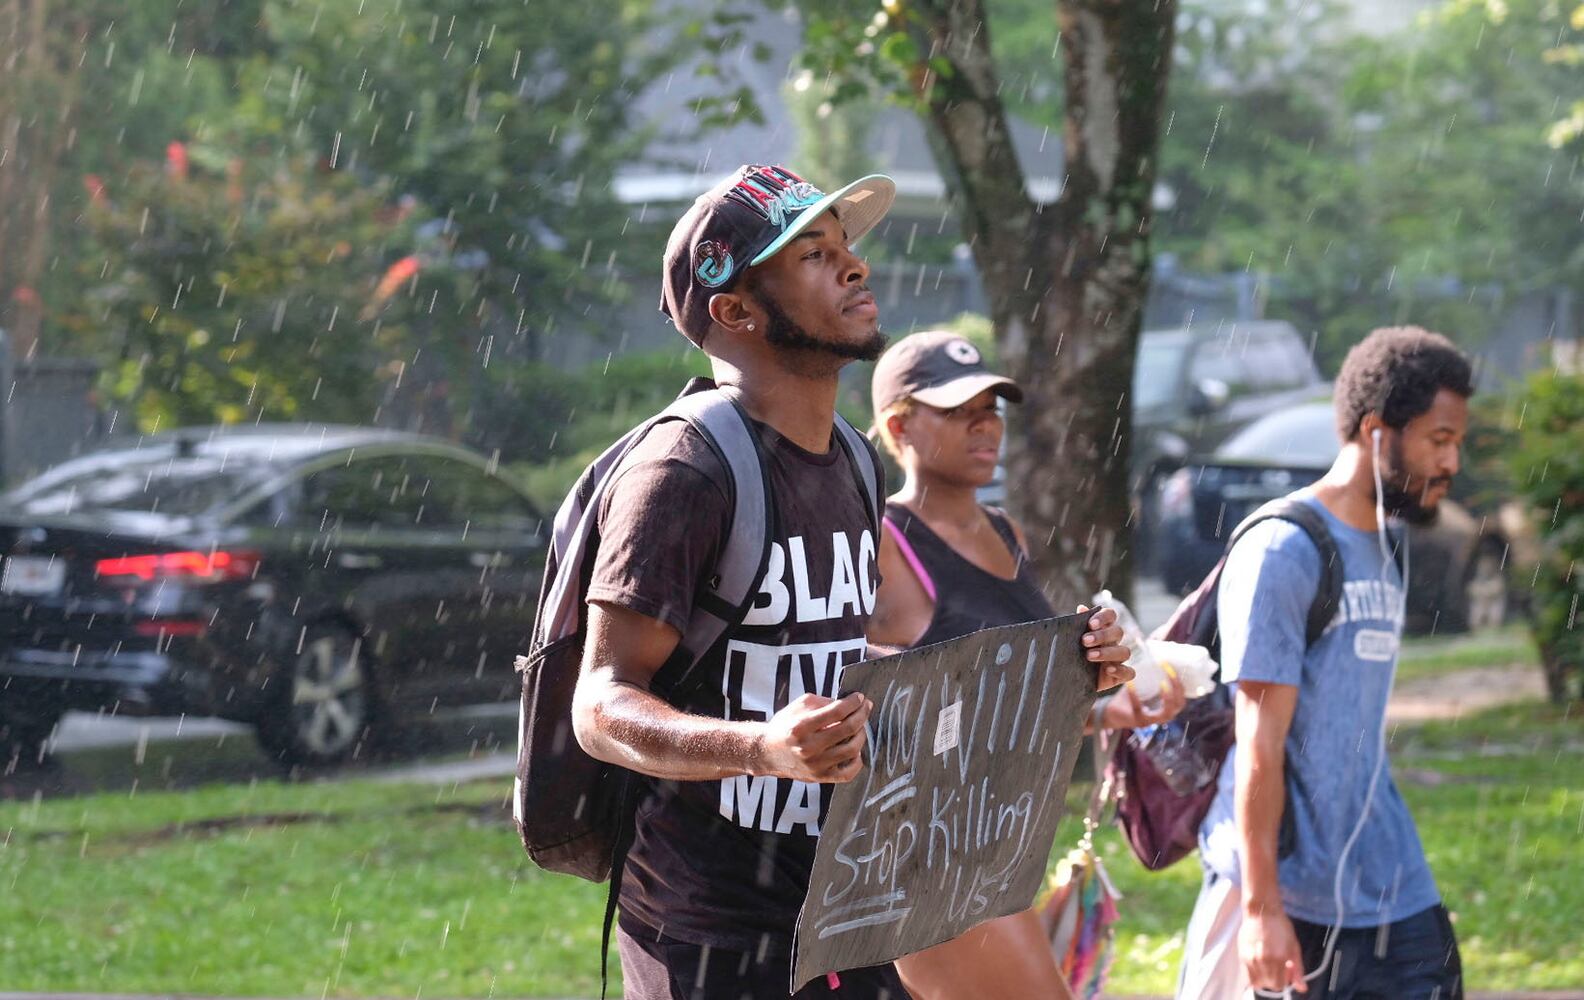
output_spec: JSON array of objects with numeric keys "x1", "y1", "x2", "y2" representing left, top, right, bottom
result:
[
  {"x1": 0, "y1": 0, "x2": 248, "y2": 359},
  {"x1": 66, "y1": 144, "x2": 416, "y2": 432},
  {"x1": 1, "y1": 0, "x2": 687, "y2": 465},
  {"x1": 1509, "y1": 369, "x2": 1584, "y2": 703}
]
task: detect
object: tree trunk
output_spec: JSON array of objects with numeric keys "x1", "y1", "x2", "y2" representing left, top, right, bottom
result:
[
  {"x1": 0, "y1": 0, "x2": 65, "y2": 361},
  {"x1": 1539, "y1": 638, "x2": 1579, "y2": 706},
  {"x1": 908, "y1": 0, "x2": 1176, "y2": 610}
]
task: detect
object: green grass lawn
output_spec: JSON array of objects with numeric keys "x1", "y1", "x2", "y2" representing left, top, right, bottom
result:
[
  {"x1": 1394, "y1": 623, "x2": 1540, "y2": 682},
  {"x1": 1, "y1": 779, "x2": 609, "y2": 997},
  {"x1": 3, "y1": 700, "x2": 1580, "y2": 997},
  {"x1": 1099, "y1": 700, "x2": 1584, "y2": 994}
]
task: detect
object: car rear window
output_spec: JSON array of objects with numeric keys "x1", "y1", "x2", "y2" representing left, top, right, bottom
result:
[
  {"x1": 3, "y1": 453, "x2": 270, "y2": 516},
  {"x1": 1217, "y1": 406, "x2": 1339, "y2": 466},
  {"x1": 1134, "y1": 331, "x2": 1191, "y2": 409}
]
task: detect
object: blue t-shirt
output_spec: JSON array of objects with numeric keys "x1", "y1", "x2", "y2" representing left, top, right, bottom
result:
[{"x1": 1198, "y1": 493, "x2": 1440, "y2": 928}]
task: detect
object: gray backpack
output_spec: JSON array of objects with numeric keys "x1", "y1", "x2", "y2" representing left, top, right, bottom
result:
[{"x1": 511, "y1": 378, "x2": 880, "y2": 883}]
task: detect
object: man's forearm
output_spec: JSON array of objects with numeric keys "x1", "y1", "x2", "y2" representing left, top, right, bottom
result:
[
  {"x1": 1233, "y1": 682, "x2": 1298, "y2": 917},
  {"x1": 1235, "y1": 737, "x2": 1287, "y2": 915},
  {"x1": 575, "y1": 674, "x2": 766, "y2": 781}
]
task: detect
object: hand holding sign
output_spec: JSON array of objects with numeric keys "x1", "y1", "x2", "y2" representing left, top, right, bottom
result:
[
  {"x1": 792, "y1": 613, "x2": 1095, "y2": 990},
  {"x1": 756, "y1": 692, "x2": 875, "y2": 784}
]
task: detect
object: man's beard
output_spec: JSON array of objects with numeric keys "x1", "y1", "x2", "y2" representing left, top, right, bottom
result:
[
  {"x1": 760, "y1": 293, "x2": 887, "y2": 363},
  {"x1": 1376, "y1": 435, "x2": 1450, "y2": 526}
]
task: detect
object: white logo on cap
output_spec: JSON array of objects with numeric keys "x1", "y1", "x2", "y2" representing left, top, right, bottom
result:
[{"x1": 946, "y1": 340, "x2": 981, "y2": 365}]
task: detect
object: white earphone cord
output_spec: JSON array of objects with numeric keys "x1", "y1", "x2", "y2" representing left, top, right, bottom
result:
[{"x1": 1260, "y1": 428, "x2": 1408, "y2": 1000}]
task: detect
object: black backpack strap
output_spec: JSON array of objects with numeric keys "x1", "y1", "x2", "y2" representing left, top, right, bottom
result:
[
  {"x1": 1225, "y1": 498, "x2": 1344, "y2": 648},
  {"x1": 832, "y1": 413, "x2": 882, "y2": 538},
  {"x1": 598, "y1": 813, "x2": 632, "y2": 1000}
]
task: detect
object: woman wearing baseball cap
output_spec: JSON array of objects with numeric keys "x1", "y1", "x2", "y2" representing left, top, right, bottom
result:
[{"x1": 869, "y1": 331, "x2": 1186, "y2": 1000}]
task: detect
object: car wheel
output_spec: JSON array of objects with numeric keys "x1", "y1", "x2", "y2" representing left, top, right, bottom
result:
[
  {"x1": 256, "y1": 625, "x2": 378, "y2": 768},
  {"x1": 1462, "y1": 541, "x2": 1509, "y2": 633},
  {"x1": 1, "y1": 704, "x2": 63, "y2": 772}
]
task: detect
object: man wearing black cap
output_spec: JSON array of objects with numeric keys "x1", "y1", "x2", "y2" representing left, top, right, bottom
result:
[{"x1": 570, "y1": 164, "x2": 909, "y2": 998}]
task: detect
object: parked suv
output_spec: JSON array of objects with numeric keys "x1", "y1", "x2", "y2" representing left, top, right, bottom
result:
[
  {"x1": 0, "y1": 425, "x2": 546, "y2": 768},
  {"x1": 1132, "y1": 320, "x2": 1326, "y2": 568}
]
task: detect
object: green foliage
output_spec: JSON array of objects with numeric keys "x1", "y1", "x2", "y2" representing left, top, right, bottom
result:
[
  {"x1": 0, "y1": 2, "x2": 247, "y2": 354},
  {"x1": 8, "y1": 0, "x2": 717, "y2": 452},
  {"x1": 243, "y1": 0, "x2": 670, "y2": 341},
  {"x1": 785, "y1": 71, "x2": 881, "y2": 193},
  {"x1": 1146, "y1": 0, "x2": 1582, "y2": 368},
  {"x1": 504, "y1": 347, "x2": 713, "y2": 507},
  {"x1": 795, "y1": 0, "x2": 1582, "y2": 373},
  {"x1": 1356, "y1": 0, "x2": 1584, "y2": 291},
  {"x1": 1508, "y1": 368, "x2": 1584, "y2": 701},
  {"x1": 64, "y1": 149, "x2": 416, "y2": 431},
  {"x1": 794, "y1": 1, "x2": 916, "y2": 109},
  {"x1": 1505, "y1": 0, "x2": 1584, "y2": 149}
]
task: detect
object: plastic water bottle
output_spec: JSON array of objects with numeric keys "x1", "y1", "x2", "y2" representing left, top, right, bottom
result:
[{"x1": 1091, "y1": 589, "x2": 1165, "y2": 712}]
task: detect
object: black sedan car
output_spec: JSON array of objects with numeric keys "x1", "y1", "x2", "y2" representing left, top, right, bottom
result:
[
  {"x1": 1155, "y1": 402, "x2": 1511, "y2": 635},
  {"x1": 0, "y1": 425, "x2": 546, "y2": 768}
]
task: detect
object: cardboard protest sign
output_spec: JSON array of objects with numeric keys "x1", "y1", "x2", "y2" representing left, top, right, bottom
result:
[{"x1": 792, "y1": 613, "x2": 1094, "y2": 990}]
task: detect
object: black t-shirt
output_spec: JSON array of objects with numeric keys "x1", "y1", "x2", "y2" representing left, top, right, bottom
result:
[{"x1": 588, "y1": 418, "x2": 883, "y2": 955}]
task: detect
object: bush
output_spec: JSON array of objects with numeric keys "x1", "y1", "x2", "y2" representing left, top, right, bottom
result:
[
  {"x1": 1508, "y1": 368, "x2": 1584, "y2": 703},
  {"x1": 496, "y1": 348, "x2": 712, "y2": 508},
  {"x1": 505, "y1": 318, "x2": 999, "y2": 512}
]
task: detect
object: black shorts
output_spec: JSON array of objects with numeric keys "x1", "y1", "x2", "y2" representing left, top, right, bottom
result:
[
  {"x1": 1255, "y1": 904, "x2": 1464, "y2": 1000},
  {"x1": 616, "y1": 920, "x2": 911, "y2": 1000}
]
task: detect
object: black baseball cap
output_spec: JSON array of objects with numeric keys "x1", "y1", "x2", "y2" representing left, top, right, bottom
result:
[
  {"x1": 871, "y1": 331, "x2": 1023, "y2": 423},
  {"x1": 661, "y1": 164, "x2": 896, "y2": 346}
]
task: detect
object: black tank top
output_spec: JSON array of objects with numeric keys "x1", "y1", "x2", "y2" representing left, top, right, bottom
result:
[{"x1": 884, "y1": 501, "x2": 1057, "y2": 647}]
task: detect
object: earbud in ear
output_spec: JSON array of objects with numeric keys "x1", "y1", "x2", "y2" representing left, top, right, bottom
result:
[{"x1": 1372, "y1": 427, "x2": 1382, "y2": 443}]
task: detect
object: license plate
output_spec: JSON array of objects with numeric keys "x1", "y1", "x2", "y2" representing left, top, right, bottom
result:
[{"x1": 1, "y1": 556, "x2": 66, "y2": 596}]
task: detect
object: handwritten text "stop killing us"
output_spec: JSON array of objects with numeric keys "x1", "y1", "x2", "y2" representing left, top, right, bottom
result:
[{"x1": 815, "y1": 637, "x2": 1071, "y2": 940}]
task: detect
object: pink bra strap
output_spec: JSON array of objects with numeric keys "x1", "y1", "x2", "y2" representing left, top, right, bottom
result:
[{"x1": 882, "y1": 515, "x2": 937, "y2": 603}]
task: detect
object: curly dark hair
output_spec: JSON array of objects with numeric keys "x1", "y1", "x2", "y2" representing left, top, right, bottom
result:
[{"x1": 1333, "y1": 326, "x2": 1474, "y2": 441}]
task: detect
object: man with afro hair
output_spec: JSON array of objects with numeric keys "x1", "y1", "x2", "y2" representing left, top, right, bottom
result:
[{"x1": 1178, "y1": 327, "x2": 1471, "y2": 1000}]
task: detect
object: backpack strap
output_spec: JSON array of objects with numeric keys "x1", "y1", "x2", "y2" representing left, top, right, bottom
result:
[
  {"x1": 661, "y1": 405, "x2": 879, "y2": 689},
  {"x1": 832, "y1": 414, "x2": 882, "y2": 538},
  {"x1": 1225, "y1": 498, "x2": 1345, "y2": 648},
  {"x1": 665, "y1": 389, "x2": 775, "y2": 672},
  {"x1": 537, "y1": 411, "x2": 677, "y2": 649},
  {"x1": 589, "y1": 380, "x2": 778, "y2": 999},
  {"x1": 586, "y1": 395, "x2": 878, "y2": 996}
]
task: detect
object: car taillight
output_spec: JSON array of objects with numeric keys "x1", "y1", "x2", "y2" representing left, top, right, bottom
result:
[
  {"x1": 95, "y1": 550, "x2": 261, "y2": 584},
  {"x1": 1159, "y1": 468, "x2": 1195, "y2": 520},
  {"x1": 133, "y1": 619, "x2": 208, "y2": 638}
]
